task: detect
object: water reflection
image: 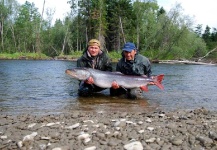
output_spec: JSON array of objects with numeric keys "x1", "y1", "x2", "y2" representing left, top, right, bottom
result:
[{"x1": 66, "y1": 90, "x2": 155, "y2": 113}]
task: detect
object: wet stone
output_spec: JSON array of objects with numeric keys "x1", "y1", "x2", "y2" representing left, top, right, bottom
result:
[
  {"x1": 170, "y1": 138, "x2": 183, "y2": 146},
  {"x1": 0, "y1": 108, "x2": 217, "y2": 149}
]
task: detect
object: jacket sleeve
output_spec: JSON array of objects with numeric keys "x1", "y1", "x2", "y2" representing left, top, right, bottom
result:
[
  {"x1": 143, "y1": 59, "x2": 152, "y2": 77},
  {"x1": 77, "y1": 57, "x2": 85, "y2": 67},
  {"x1": 145, "y1": 63, "x2": 152, "y2": 77},
  {"x1": 116, "y1": 61, "x2": 121, "y2": 72}
]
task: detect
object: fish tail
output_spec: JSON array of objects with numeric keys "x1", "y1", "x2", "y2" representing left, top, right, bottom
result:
[{"x1": 154, "y1": 74, "x2": 164, "y2": 90}]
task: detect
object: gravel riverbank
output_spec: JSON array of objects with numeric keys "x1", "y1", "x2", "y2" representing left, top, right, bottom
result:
[{"x1": 0, "y1": 107, "x2": 217, "y2": 150}]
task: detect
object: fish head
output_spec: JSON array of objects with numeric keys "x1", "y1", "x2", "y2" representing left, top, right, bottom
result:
[{"x1": 65, "y1": 68, "x2": 91, "y2": 80}]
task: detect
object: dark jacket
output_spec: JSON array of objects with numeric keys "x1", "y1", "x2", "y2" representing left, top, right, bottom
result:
[
  {"x1": 116, "y1": 53, "x2": 152, "y2": 77},
  {"x1": 77, "y1": 49, "x2": 112, "y2": 72}
]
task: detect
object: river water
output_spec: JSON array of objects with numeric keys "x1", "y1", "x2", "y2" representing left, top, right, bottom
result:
[{"x1": 0, "y1": 60, "x2": 216, "y2": 115}]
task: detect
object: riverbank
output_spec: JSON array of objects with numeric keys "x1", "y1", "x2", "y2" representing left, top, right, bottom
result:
[
  {"x1": 0, "y1": 107, "x2": 217, "y2": 150},
  {"x1": 152, "y1": 59, "x2": 217, "y2": 65},
  {"x1": 1, "y1": 53, "x2": 216, "y2": 65}
]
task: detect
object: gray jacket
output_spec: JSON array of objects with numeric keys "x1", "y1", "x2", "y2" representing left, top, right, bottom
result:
[
  {"x1": 116, "y1": 53, "x2": 152, "y2": 77},
  {"x1": 77, "y1": 50, "x2": 112, "y2": 72}
]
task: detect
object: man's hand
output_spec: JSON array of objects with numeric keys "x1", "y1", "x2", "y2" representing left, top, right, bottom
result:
[
  {"x1": 149, "y1": 82, "x2": 155, "y2": 85},
  {"x1": 149, "y1": 76, "x2": 155, "y2": 85},
  {"x1": 85, "y1": 77, "x2": 94, "y2": 84},
  {"x1": 111, "y1": 81, "x2": 119, "y2": 89}
]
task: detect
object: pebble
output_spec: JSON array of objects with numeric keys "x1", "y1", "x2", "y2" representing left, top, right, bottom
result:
[
  {"x1": 0, "y1": 108, "x2": 216, "y2": 149},
  {"x1": 124, "y1": 141, "x2": 143, "y2": 150}
]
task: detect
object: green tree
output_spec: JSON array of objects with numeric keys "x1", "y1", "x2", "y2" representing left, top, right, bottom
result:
[
  {"x1": 209, "y1": 27, "x2": 217, "y2": 50},
  {"x1": 50, "y1": 19, "x2": 65, "y2": 55},
  {"x1": 0, "y1": 0, "x2": 213, "y2": 61},
  {"x1": 210, "y1": 28, "x2": 217, "y2": 42},
  {"x1": 68, "y1": 15, "x2": 87, "y2": 52},
  {"x1": 194, "y1": 24, "x2": 203, "y2": 37},
  {"x1": 0, "y1": 0, "x2": 12, "y2": 51},
  {"x1": 201, "y1": 25, "x2": 217, "y2": 50},
  {"x1": 14, "y1": 1, "x2": 41, "y2": 53},
  {"x1": 0, "y1": 0, "x2": 20, "y2": 53},
  {"x1": 68, "y1": 0, "x2": 86, "y2": 52},
  {"x1": 105, "y1": 0, "x2": 134, "y2": 51},
  {"x1": 140, "y1": 2, "x2": 208, "y2": 60},
  {"x1": 202, "y1": 25, "x2": 211, "y2": 43},
  {"x1": 133, "y1": 0, "x2": 159, "y2": 50}
]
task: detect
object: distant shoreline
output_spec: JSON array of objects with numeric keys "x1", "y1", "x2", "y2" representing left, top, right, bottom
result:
[
  {"x1": 0, "y1": 57, "x2": 216, "y2": 65},
  {"x1": 151, "y1": 59, "x2": 217, "y2": 65}
]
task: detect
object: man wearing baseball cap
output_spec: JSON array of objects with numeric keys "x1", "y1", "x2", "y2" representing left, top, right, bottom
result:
[
  {"x1": 77, "y1": 39, "x2": 112, "y2": 96},
  {"x1": 111, "y1": 42, "x2": 152, "y2": 99}
]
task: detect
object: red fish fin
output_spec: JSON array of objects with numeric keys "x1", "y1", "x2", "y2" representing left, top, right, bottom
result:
[
  {"x1": 140, "y1": 86, "x2": 148, "y2": 92},
  {"x1": 154, "y1": 74, "x2": 164, "y2": 90}
]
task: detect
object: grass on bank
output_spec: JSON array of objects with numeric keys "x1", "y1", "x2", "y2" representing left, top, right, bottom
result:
[
  {"x1": 0, "y1": 52, "x2": 50, "y2": 60},
  {"x1": 0, "y1": 51, "x2": 173, "y2": 61},
  {"x1": 1, "y1": 50, "x2": 216, "y2": 62},
  {"x1": 0, "y1": 51, "x2": 124, "y2": 61}
]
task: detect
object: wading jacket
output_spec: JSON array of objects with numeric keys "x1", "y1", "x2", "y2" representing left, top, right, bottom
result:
[
  {"x1": 77, "y1": 50, "x2": 112, "y2": 72},
  {"x1": 116, "y1": 53, "x2": 152, "y2": 77}
]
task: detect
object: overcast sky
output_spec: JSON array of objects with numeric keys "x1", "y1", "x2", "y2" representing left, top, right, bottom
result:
[
  {"x1": 17, "y1": 0, "x2": 71, "y2": 24},
  {"x1": 17, "y1": 0, "x2": 217, "y2": 30},
  {"x1": 158, "y1": 0, "x2": 217, "y2": 30}
]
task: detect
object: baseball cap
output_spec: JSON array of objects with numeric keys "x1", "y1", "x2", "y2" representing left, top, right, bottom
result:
[
  {"x1": 122, "y1": 42, "x2": 136, "y2": 52},
  {"x1": 88, "y1": 39, "x2": 101, "y2": 48}
]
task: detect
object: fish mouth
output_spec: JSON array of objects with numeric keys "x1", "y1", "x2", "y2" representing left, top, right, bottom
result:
[
  {"x1": 65, "y1": 69, "x2": 71, "y2": 75},
  {"x1": 65, "y1": 69, "x2": 77, "y2": 77}
]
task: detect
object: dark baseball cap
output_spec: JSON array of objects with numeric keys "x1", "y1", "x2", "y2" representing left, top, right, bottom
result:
[{"x1": 122, "y1": 42, "x2": 136, "y2": 52}]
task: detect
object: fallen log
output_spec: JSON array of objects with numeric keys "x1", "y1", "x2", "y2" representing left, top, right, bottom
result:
[
  {"x1": 198, "y1": 47, "x2": 217, "y2": 61},
  {"x1": 158, "y1": 60, "x2": 216, "y2": 65}
]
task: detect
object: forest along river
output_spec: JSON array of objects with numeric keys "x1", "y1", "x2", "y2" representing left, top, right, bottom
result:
[{"x1": 0, "y1": 60, "x2": 216, "y2": 115}]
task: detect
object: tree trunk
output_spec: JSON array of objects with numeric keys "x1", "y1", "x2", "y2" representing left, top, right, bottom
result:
[
  {"x1": 199, "y1": 47, "x2": 217, "y2": 60},
  {"x1": 119, "y1": 16, "x2": 125, "y2": 44},
  {"x1": 36, "y1": 0, "x2": 46, "y2": 53},
  {"x1": 61, "y1": 26, "x2": 69, "y2": 55},
  {"x1": 86, "y1": 27, "x2": 88, "y2": 45},
  {"x1": 136, "y1": 23, "x2": 140, "y2": 49},
  {"x1": 0, "y1": 20, "x2": 4, "y2": 51},
  {"x1": 10, "y1": 25, "x2": 17, "y2": 50}
]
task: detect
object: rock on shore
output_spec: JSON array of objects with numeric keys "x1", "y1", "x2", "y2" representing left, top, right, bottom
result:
[{"x1": 0, "y1": 107, "x2": 217, "y2": 150}]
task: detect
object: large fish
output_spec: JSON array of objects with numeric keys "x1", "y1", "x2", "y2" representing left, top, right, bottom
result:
[{"x1": 65, "y1": 67, "x2": 164, "y2": 92}]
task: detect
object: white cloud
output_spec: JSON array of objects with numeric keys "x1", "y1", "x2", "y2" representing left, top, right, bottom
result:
[
  {"x1": 158, "y1": 0, "x2": 217, "y2": 29},
  {"x1": 17, "y1": 0, "x2": 71, "y2": 24}
]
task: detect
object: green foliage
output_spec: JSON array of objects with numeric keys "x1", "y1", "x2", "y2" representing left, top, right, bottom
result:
[
  {"x1": 0, "y1": 52, "x2": 49, "y2": 59},
  {"x1": 12, "y1": 1, "x2": 41, "y2": 53},
  {"x1": 207, "y1": 50, "x2": 217, "y2": 59},
  {"x1": 133, "y1": 1, "x2": 160, "y2": 50},
  {"x1": 202, "y1": 26, "x2": 217, "y2": 50},
  {"x1": 105, "y1": 0, "x2": 134, "y2": 50},
  {"x1": 69, "y1": 51, "x2": 83, "y2": 57},
  {"x1": 143, "y1": 30, "x2": 207, "y2": 60},
  {"x1": 0, "y1": 0, "x2": 216, "y2": 62},
  {"x1": 195, "y1": 24, "x2": 203, "y2": 37},
  {"x1": 108, "y1": 51, "x2": 122, "y2": 61}
]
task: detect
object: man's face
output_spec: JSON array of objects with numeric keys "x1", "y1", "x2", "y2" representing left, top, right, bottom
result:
[
  {"x1": 123, "y1": 50, "x2": 136, "y2": 60},
  {"x1": 88, "y1": 45, "x2": 100, "y2": 57}
]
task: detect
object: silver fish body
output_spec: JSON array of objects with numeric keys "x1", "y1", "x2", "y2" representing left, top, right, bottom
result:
[{"x1": 65, "y1": 67, "x2": 164, "y2": 91}]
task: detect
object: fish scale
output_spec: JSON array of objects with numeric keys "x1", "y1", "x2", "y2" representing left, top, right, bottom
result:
[{"x1": 65, "y1": 67, "x2": 164, "y2": 92}]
